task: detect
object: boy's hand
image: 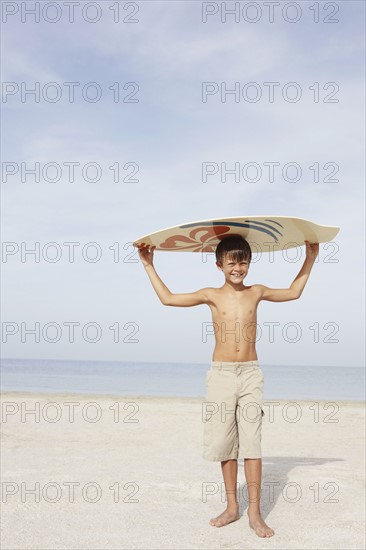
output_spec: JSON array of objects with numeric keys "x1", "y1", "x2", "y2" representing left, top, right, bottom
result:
[
  {"x1": 137, "y1": 243, "x2": 156, "y2": 267},
  {"x1": 304, "y1": 240, "x2": 319, "y2": 262}
]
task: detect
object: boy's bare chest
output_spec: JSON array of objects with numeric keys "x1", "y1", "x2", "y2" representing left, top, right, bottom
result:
[{"x1": 209, "y1": 291, "x2": 258, "y2": 323}]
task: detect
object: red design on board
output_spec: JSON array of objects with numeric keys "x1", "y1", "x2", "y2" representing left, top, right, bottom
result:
[{"x1": 160, "y1": 226, "x2": 232, "y2": 252}]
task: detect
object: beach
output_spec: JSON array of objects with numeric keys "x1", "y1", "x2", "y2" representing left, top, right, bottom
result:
[{"x1": 1, "y1": 393, "x2": 365, "y2": 550}]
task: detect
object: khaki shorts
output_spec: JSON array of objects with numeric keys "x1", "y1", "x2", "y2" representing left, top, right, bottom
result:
[{"x1": 202, "y1": 360, "x2": 265, "y2": 462}]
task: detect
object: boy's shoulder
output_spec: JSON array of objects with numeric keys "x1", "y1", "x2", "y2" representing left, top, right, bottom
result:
[
  {"x1": 200, "y1": 286, "x2": 221, "y2": 295},
  {"x1": 196, "y1": 286, "x2": 220, "y2": 304}
]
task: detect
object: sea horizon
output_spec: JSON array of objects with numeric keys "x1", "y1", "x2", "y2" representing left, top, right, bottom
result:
[{"x1": 1, "y1": 357, "x2": 365, "y2": 401}]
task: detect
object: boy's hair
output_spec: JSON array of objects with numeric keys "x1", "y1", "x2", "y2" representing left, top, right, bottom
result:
[{"x1": 215, "y1": 235, "x2": 252, "y2": 266}]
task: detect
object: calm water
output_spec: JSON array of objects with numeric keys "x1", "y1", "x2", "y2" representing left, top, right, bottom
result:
[{"x1": 0, "y1": 358, "x2": 365, "y2": 401}]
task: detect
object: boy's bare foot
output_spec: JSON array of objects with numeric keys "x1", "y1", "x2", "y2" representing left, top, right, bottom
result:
[
  {"x1": 209, "y1": 506, "x2": 240, "y2": 527},
  {"x1": 247, "y1": 509, "x2": 275, "y2": 537}
]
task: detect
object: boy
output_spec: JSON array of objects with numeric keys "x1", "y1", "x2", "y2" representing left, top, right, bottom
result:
[{"x1": 137, "y1": 235, "x2": 319, "y2": 538}]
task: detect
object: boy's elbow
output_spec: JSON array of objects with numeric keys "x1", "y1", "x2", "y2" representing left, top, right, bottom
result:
[
  {"x1": 288, "y1": 286, "x2": 301, "y2": 300},
  {"x1": 161, "y1": 293, "x2": 172, "y2": 306}
]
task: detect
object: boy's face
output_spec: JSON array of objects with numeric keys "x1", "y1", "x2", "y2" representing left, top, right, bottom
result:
[{"x1": 216, "y1": 254, "x2": 250, "y2": 284}]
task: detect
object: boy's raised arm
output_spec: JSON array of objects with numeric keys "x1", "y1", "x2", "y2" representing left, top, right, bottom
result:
[
  {"x1": 256, "y1": 241, "x2": 319, "y2": 303},
  {"x1": 137, "y1": 244, "x2": 210, "y2": 307}
]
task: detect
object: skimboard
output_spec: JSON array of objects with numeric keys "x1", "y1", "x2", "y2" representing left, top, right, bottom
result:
[{"x1": 132, "y1": 216, "x2": 340, "y2": 253}]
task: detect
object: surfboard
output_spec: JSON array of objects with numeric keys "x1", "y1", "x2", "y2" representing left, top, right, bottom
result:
[{"x1": 132, "y1": 216, "x2": 340, "y2": 253}]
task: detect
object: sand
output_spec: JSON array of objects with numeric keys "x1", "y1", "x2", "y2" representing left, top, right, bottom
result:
[{"x1": 1, "y1": 392, "x2": 365, "y2": 550}]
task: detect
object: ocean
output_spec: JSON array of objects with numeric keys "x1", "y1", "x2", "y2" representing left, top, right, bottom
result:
[{"x1": 0, "y1": 358, "x2": 365, "y2": 401}]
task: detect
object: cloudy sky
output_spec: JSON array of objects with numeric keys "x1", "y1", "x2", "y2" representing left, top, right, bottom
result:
[{"x1": 2, "y1": 0, "x2": 364, "y2": 367}]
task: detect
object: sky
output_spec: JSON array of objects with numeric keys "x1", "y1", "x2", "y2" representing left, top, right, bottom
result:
[{"x1": 1, "y1": 0, "x2": 365, "y2": 367}]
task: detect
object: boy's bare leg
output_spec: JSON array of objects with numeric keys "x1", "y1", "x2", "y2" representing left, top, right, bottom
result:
[
  {"x1": 209, "y1": 459, "x2": 240, "y2": 527},
  {"x1": 244, "y1": 458, "x2": 275, "y2": 537}
]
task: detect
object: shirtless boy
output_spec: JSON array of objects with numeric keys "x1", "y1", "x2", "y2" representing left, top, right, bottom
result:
[{"x1": 137, "y1": 235, "x2": 319, "y2": 538}]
